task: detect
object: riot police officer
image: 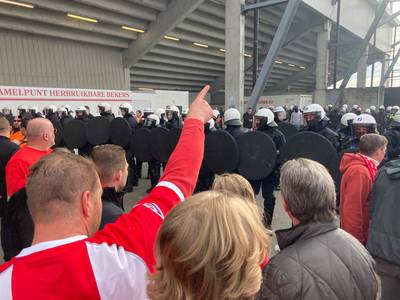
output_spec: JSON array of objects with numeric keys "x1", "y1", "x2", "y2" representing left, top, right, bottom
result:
[
  {"x1": 29, "y1": 107, "x2": 42, "y2": 118},
  {"x1": 384, "y1": 113, "x2": 400, "y2": 160},
  {"x1": 338, "y1": 112, "x2": 357, "y2": 151},
  {"x1": 252, "y1": 108, "x2": 286, "y2": 226},
  {"x1": 56, "y1": 107, "x2": 73, "y2": 127},
  {"x1": 17, "y1": 105, "x2": 28, "y2": 118},
  {"x1": 165, "y1": 105, "x2": 182, "y2": 129},
  {"x1": 98, "y1": 102, "x2": 114, "y2": 121},
  {"x1": 273, "y1": 106, "x2": 287, "y2": 124},
  {"x1": 223, "y1": 108, "x2": 248, "y2": 139},
  {"x1": 1, "y1": 107, "x2": 13, "y2": 125},
  {"x1": 75, "y1": 106, "x2": 90, "y2": 123},
  {"x1": 350, "y1": 113, "x2": 378, "y2": 146},
  {"x1": 144, "y1": 114, "x2": 162, "y2": 193},
  {"x1": 119, "y1": 103, "x2": 139, "y2": 192},
  {"x1": 212, "y1": 109, "x2": 223, "y2": 130},
  {"x1": 303, "y1": 104, "x2": 340, "y2": 150},
  {"x1": 155, "y1": 108, "x2": 166, "y2": 126}
]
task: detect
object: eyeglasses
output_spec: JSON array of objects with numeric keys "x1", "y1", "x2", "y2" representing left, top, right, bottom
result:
[{"x1": 13, "y1": 120, "x2": 21, "y2": 123}]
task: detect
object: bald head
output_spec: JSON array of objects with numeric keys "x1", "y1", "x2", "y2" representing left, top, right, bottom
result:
[
  {"x1": 26, "y1": 118, "x2": 53, "y2": 137},
  {"x1": 0, "y1": 117, "x2": 10, "y2": 137},
  {"x1": 26, "y1": 118, "x2": 55, "y2": 149}
]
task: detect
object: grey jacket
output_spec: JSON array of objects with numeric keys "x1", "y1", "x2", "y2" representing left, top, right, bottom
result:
[
  {"x1": 367, "y1": 159, "x2": 400, "y2": 265},
  {"x1": 257, "y1": 222, "x2": 379, "y2": 300}
]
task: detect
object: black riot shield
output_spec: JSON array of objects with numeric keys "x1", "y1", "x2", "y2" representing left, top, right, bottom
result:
[
  {"x1": 62, "y1": 120, "x2": 88, "y2": 150},
  {"x1": 280, "y1": 131, "x2": 337, "y2": 167},
  {"x1": 87, "y1": 116, "x2": 111, "y2": 146},
  {"x1": 237, "y1": 131, "x2": 277, "y2": 180},
  {"x1": 165, "y1": 127, "x2": 182, "y2": 160},
  {"x1": 278, "y1": 122, "x2": 298, "y2": 140},
  {"x1": 130, "y1": 127, "x2": 152, "y2": 162},
  {"x1": 204, "y1": 130, "x2": 239, "y2": 174},
  {"x1": 150, "y1": 127, "x2": 170, "y2": 163},
  {"x1": 110, "y1": 117, "x2": 132, "y2": 148}
]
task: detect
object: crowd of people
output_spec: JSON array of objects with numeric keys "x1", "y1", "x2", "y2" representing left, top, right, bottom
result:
[{"x1": 0, "y1": 88, "x2": 399, "y2": 299}]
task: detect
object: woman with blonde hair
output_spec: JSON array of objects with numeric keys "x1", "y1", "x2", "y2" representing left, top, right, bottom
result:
[
  {"x1": 212, "y1": 173, "x2": 256, "y2": 204},
  {"x1": 147, "y1": 191, "x2": 270, "y2": 300}
]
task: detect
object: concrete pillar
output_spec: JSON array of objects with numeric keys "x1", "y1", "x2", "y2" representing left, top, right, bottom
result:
[
  {"x1": 124, "y1": 68, "x2": 131, "y2": 90},
  {"x1": 225, "y1": 0, "x2": 245, "y2": 111},
  {"x1": 357, "y1": 46, "x2": 369, "y2": 88},
  {"x1": 313, "y1": 21, "x2": 331, "y2": 106}
]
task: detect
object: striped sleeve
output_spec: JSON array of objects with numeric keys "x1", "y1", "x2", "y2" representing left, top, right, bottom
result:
[{"x1": 89, "y1": 118, "x2": 205, "y2": 272}]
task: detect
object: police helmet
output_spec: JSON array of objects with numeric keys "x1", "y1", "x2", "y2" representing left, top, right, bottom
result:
[
  {"x1": 224, "y1": 108, "x2": 242, "y2": 126},
  {"x1": 340, "y1": 112, "x2": 357, "y2": 127}
]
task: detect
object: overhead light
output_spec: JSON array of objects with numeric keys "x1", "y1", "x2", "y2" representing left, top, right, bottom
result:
[
  {"x1": 164, "y1": 35, "x2": 180, "y2": 41},
  {"x1": 275, "y1": 60, "x2": 283, "y2": 64},
  {"x1": 121, "y1": 25, "x2": 145, "y2": 33},
  {"x1": 244, "y1": 53, "x2": 252, "y2": 58},
  {"x1": 67, "y1": 13, "x2": 98, "y2": 23},
  {"x1": 288, "y1": 63, "x2": 296, "y2": 67},
  {"x1": 0, "y1": 0, "x2": 34, "y2": 8},
  {"x1": 193, "y1": 42, "x2": 209, "y2": 48},
  {"x1": 219, "y1": 48, "x2": 226, "y2": 52},
  {"x1": 138, "y1": 87, "x2": 153, "y2": 91},
  {"x1": 299, "y1": 66, "x2": 306, "y2": 70}
]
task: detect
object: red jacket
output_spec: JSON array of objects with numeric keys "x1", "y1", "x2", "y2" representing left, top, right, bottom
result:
[
  {"x1": 340, "y1": 153, "x2": 376, "y2": 244},
  {"x1": 0, "y1": 118, "x2": 204, "y2": 300}
]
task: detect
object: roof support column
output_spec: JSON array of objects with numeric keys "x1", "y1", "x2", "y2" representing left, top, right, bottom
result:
[
  {"x1": 314, "y1": 21, "x2": 331, "y2": 106},
  {"x1": 225, "y1": 0, "x2": 245, "y2": 111},
  {"x1": 357, "y1": 46, "x2": 369, "y2": 88},
  {"x1": 124, "y1": 68, "x2": 131, "y2": 90}
]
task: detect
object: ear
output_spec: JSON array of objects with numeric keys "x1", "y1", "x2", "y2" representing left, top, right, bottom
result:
[
  {"x1": 81, "y1": 190, "x2": 92, "y2": 218},
  {"x1": 115, "y1": 170, "x2": 123, "y2": 183}
]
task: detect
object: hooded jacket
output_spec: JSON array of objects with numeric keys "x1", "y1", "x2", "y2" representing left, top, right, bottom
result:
[{"x1": 340, "y1": 153, "x2": 377, "y2": 244}]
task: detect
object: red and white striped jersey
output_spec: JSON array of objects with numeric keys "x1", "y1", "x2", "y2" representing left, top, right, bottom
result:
[{"x1": 0, "y1": 118, "x2": 205, "y2": 300}]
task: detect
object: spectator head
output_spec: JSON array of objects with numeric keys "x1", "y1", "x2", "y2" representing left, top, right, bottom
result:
[
  {"x1": 12, "y1": 116, "x2": 21, "y2": 131},
  {"x1": 26, "y1": 118, "x2": 55, "y2": 150},
  {"x1": 26, "y1": 150, "x2": 102, "y2": 237},
  {"x1": 147, "y1": 191, "x2": 269, "y2": 300},
  {"x1": 90, "y1": 144, "x2": 128, "y2": 192},
  {"x1": 0, "y1": 117, "x2": 11, "y2": 138},
  {"x1": 280, "y1": 158, "x2": 336, "y2": 225},
  {"x1": 212, "y1": 173, "x2": 256, "y2": 204},
  {"x1": 247, "y1": 107, "x2": 253, "y2": 114},
  {"x1": 359, "y1": 133, "x2": 388, "y2": 163},
  {"x1": 136, "y1": 110, "x2": 142, "y2": 118}
]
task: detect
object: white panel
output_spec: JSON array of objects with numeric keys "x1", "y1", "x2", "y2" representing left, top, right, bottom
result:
[
  {"x1": 86, "y1": 242, "x2": 149, "y2": 300},
  {"x1": 0, "y1": 30, "x2": 126, "y2": 90},
  {"x1": 0, "y1": 265, "x2": 13, "y2": 300}
]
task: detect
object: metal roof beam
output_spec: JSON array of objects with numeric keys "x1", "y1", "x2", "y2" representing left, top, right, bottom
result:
[{"x1": 122, "y1": 0, "x2": 205, "y2": 68}]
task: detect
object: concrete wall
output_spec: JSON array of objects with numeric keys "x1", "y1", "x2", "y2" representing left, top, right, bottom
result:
[
  {"x1": 327, "y1": 87, "x2": 381, "y2": 108},
  {"x1": 304, "y1": 0, "x2": 393, "y2": 53},
  {"x1": 0, "y1": 30, "x2": 127, "y2": 90}
]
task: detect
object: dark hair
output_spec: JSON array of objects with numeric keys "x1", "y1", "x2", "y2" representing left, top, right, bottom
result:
[{"x1": 359, "y1": 134, "x2": 388, "y2": 156}]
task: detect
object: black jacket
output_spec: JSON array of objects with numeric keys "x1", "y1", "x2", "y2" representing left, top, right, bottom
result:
[
  {"x1": 0, "y1": 136, "x2": 19, "y2": 205},
  {"x1": 258, "y1": 127, "x2": 286, "y2": 150},
  {"x1": 99, "y1": 187, "x2": 124, "y2": 230},
  {"x1": 224, "y1": 125, "x2": 248, "y2": 139},
  {"x1": 100, "y1": 112, "x2": 115, "y2": 122},
  {"x1": 368, "y1": 159, "x2": 400, "y2": 266},
  {"x1": 304, "y1": 121, "x2": 340, "y2": 150},
  {"x1": 60, "y1": 115, "x2": 74, "y2": 127},
  {"x1": 384, "y1": 128, "x2": 400, "y2": 160},
  {"x1": 165, "y1": 118, "x2": 182, "y2": 129},
  {"x1": 242, "y1": 112, "x2": 254, "y2": 129},
  {"x1": 258, "y1": 222, "x2": 379, "y2": 300},
  {"x1": 124, "y1": 114, "x2": 137, "y2": 130}
]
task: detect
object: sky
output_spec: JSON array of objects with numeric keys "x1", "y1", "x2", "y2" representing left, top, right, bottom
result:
[{"x1": 333, "y1": 2, "x2": 400, "y2": 88}]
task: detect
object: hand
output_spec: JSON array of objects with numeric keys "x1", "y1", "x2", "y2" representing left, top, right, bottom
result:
[{"x1": 186, "y1": 85, "x2": 213, "y2": 124}]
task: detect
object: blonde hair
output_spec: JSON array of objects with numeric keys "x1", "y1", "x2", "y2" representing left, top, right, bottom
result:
[
  {"x1": 212, "y1": 173, "x2": 256, "y2": 204},
  {"x1": 147, "y1": 191, "x2": 270, "y2": 300}
]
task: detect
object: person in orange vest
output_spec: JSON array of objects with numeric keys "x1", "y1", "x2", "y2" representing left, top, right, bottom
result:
[{"x1": 9, "y1": 116, "x2": 24, "y2": 146}]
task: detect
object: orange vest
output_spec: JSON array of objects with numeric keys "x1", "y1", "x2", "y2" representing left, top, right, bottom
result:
[{"x1": 10, "y1": 130, "x2": 25, "y2": 146}]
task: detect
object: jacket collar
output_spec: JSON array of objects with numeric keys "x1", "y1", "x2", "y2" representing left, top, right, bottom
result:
[
  {"x1": 276, "y1": 221, "x2": 338, "y2": 250},
  {"x1": 102, "y1": 187, "x2": 125, "y2": 210}
]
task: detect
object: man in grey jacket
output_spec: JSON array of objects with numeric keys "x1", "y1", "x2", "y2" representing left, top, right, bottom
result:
[{"x1": 257, "y1": 158, "x2": 379, "y2": 300}]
